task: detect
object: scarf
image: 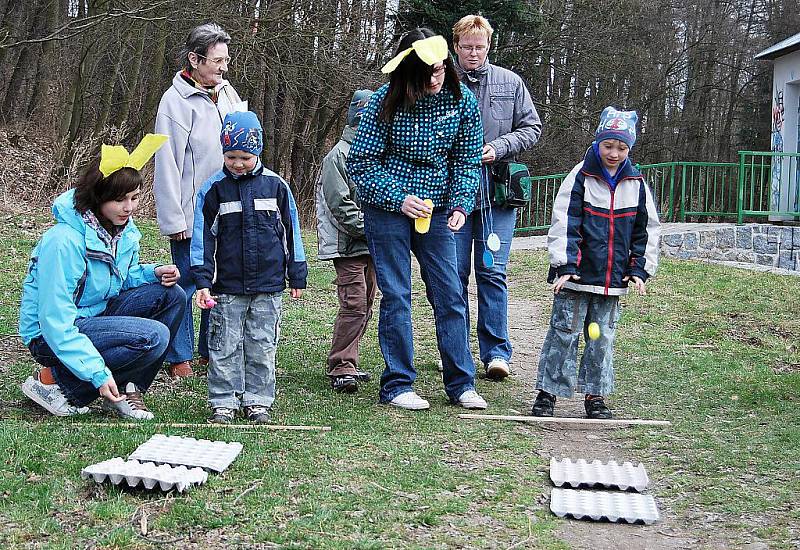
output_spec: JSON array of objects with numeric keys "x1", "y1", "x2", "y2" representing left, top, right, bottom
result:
[{"x1": 180, "y1": 69, "x2": 218, "y2": 104}]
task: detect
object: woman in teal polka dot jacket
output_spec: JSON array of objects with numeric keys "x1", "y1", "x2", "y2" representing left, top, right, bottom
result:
[{"x1": 346, "y1": 28, "x2": 488, "y2": 412}]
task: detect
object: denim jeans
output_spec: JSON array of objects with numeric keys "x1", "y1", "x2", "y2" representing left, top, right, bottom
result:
[
  {"x1": 327, "y1": 255, "x2": 377, "y2": 377},
  {"x1": 29, "y1": 283, "x2": 186, "y2": 407},
  {"x1": 453, "y1": 205, "x2": 516, "y2": 365},
  {"x1": 363, "y1": 204, "x2": 476, "y2": 403},
  {"x1": 207, "y1": 292, "x2": 282, "y2": 410},
  {"x1": 535, "y1": 289, "x2": 621, "y2": 398},
  {"x1": 166, "y1": 238, "x2": 209, "y2": 363}
]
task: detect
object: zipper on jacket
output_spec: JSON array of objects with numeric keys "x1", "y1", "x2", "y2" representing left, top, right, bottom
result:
[{"x1": 605, "y1": 188, "x2": 615, "y2": 295}]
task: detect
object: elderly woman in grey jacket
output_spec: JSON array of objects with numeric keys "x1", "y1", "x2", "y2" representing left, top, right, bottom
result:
[{"x1": 154, "y1": 22, "x2": 244, "y2": 378}]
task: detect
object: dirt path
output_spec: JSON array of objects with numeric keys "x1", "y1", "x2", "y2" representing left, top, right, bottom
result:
[{"x1": 504, "y1": 292, "x2": 734, "y2": 550}]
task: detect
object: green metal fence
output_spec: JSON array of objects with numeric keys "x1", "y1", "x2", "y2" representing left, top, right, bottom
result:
[
  {"x1": 514, "y1": 152, "x2": 800, "y2": 234},
  {"x1": 737, "y1": 151, "x2": 800, "y2": 223}
]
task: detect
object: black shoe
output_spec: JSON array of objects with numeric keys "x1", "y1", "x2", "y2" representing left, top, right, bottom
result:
[
  {"x1": 243, "y1": 405, "x2": 271, "y2": 424},
  {"x1": 584, "y1": 396, "x2": 612, "y2": 419},
  {"x1": 353, "y1": 369, "x2": 372, "y2": 383},
  {"x1": 331, "y1": 375, "x2": 358, "y2": 393},
  {"x1": 531, "y1": 391, "x2": 556, "y2": 417}
]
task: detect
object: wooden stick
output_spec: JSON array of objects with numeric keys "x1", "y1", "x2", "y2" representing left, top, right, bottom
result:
[
  {"x1": 55, "y1": 422, "x2": 331, "y2": 431},
  {"x1": 458, "y1": 413, "x2": 671, "y2": 427}
]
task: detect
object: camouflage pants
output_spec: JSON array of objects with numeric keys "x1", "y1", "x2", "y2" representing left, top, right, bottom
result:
[{"x1": 535, "y1": 290, "x2": 621, "y2": 398}]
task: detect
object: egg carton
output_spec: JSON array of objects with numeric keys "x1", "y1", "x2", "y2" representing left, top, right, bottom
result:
[
  {"x1": 128, "y1": 434, "x2": 243, "y2": 473},
  {"x1": 81, "y1": 458, "x2": 208, "y2": 493},
  {"x1": 550, "y1": 457, "x2": 650, "y2": 491},
  {"x1": 550, "y1": 488, "x2": 659, "y2": 525}
]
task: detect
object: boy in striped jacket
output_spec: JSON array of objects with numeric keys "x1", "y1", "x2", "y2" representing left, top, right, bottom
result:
[{"x1": 531, "y1": 107, "x2": 661, "y2": 419}]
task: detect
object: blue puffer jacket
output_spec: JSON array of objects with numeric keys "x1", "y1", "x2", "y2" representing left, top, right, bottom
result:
[
  {"x1": 19, "y1": 189, "x2": 159, "y2": 388},
  {"x1": 547, "y1": 148, "x2": 661, "y2": 295},
  {"x1": 190, "y1": 162, "x2": 308, "y2": 294}
]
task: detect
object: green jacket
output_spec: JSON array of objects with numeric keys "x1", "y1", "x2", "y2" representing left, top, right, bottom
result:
[{"x1": 315, "y1": 126, "x2": 369, "y2": 260}]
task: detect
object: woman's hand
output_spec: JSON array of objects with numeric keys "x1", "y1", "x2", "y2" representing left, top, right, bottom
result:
[
  {"x1": 623, "y1": 275, "x2": 647, "y2": 295},
  {"x1": 168, "y1": 231, "x2": 187, "y2": 241},
  {"x1": 155, "y1": 265, "x2": 180, "y2": 286},
  {"x1": 553, "y1": 274, "x2": 580, "y2": 294},
  {"x1": 447, "y1": 210, "x2": 466, "y2": 231},
  {"x1": 196, "y1": 288, "x2": 216, "y2": 309},
  {"x1": 290, "y1": 288, "x2": 303, "y2": 299},
  {"x1": 99, "y1": 377, "x2": 124, "y2": 403},
  {"x1": 401, "y1": 195, "x2": 433, "y2": 219}
]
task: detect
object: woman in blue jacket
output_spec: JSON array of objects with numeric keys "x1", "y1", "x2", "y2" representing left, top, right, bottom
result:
[
  {"x1": 19, "y1": 137, "x2": 186, "y2": 419},
  {"x1": 346, "y1": 28, "x2": 487, "y2": 411}
]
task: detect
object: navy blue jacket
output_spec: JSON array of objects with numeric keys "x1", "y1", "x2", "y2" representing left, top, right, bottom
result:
[
  {"x1": 190, "y1": 164, "x2": 308, "y2": 295},
  {"x1": 547, "y1": 148, "x2": 661, "y2": 296}
]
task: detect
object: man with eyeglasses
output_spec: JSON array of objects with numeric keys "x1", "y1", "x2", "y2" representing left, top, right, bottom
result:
[{"x1": 450, "y1": 14, "x2": 542, "y2": 381}]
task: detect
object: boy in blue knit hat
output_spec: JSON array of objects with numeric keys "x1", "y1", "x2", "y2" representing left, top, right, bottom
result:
[
  {"x1": 191, "y1": 111, "x2": 308, "y2": 424},
  {"x1": 530, "y1": 106, "x2": 661, "y2": 419}
]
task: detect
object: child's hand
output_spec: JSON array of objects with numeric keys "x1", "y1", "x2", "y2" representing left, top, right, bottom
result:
[
  {"x1": 553, "y1": 274, "x2": 580, "y2": 294},
  {"x1": 290, "y1": 288, "x2": 303, "y2": 299},
  {"x1": 196, "y1": 288, "x2": 216, "y2": 309},
  {"x1": 623, "y1": 275, "x2": 646, "y2": 295},
  {"x1": 155, "y1": 264, "x2": 180, "y2": 287}
]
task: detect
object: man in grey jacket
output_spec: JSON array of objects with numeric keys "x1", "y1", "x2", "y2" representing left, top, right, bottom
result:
[
  {"x1": 316, "y1": 90, "x2": 376, "y2": 394},
  {"x1": 451, "y1": 15, "x2": 542, "y2": 380}
]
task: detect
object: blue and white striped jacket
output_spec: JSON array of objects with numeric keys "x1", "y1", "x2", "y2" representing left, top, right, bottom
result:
[
  {"x1": 190, "y1": 163, "x2": 308, "y2": 294},
  {"x1": 547, "y1": 148, "x2": 661, "y2": 295}
]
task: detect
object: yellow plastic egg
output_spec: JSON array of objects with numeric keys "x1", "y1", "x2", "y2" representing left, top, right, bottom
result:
[{"x1": 588, "y1": 322, "x2": 600, "y2": 340}]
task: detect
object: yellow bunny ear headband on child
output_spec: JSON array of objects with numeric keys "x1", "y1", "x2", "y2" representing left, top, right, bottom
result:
[
  {"x1": 381, "y1": 35, "x2": 449, "y2": 74},
  {"x1": 99, "y1": 134, "x2": 169, "y2": 178}
]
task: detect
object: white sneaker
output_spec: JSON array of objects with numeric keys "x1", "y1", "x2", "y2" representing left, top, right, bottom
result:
[
  {"x1": 457, "y1": 390, "x2": 487, "y2": 410},
  {"x1": 103, "y1": 382, "x2": 154, "y2": 420},
  {"x1": 20, "y1": 376, "x2": 90, "y2": 416},
  {"x1": 436, "y1": 359, "x2": 444, "y2": 372},
  {"x1": 388, "y1": 391, "x2": 430, "y2": 410},
  {"x1": 486, "y1": 358, "x2": 510, "y2": 380}
]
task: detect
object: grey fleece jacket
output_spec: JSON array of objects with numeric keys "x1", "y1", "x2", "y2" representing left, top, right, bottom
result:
[
  {"x1": 153, "y1": 72, "x2": 243, "y2": 237},
  {"x1": 315, "y1": 125, "x2": 369, "y2": 260},
  {"x1": 458, "y1": 61, "x2": 542, "y2": 209}
]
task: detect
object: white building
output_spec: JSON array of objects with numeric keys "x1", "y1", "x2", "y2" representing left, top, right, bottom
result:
[{"x1": 756, "y1": 33, "x2": 800, "y2": 217}]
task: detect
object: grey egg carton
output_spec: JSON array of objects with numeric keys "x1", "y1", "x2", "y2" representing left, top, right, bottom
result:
[
  {"x1": 550, "y1": 488, "x2": 660, "y2": 525},
  {"x1": 550, "y1": 457, "x2": 650, "y2": 491},
  {"x1": 128, "y1": 434, "x2": 243, "y2": 473},
  {"x1": 81, "y1": 458, "x2": 208, "y2": 493}
]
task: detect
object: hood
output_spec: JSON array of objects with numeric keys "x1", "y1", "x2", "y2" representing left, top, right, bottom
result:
[
  {"x1": 172, "y1": 71, "x2": 232, "y2": 100},
  {"x1": 52, "y1": 189, "x2": 86, "y2": 233}
]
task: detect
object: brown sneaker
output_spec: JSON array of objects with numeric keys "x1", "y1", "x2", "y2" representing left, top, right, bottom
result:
[
  {"x1": 197, "y1": 357, "x2": 209, "y2": 367},
  {"x1": 168, "y1": 361, "x2": 194, "y2": 378}
]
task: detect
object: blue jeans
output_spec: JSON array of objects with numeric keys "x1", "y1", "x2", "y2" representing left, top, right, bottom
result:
[
  {"x1": 452, "y1": 205, "x2": 516, "y2": 365},
  {"x1": 166, "y1": 238, "x2": 209, "y2": 363},
  {"x1": 535, "y1": 290, "x2": 621, "y2": 397},
  {"x1": 207, "y1": 292, "x2": 282, "y2": 410},
  {"x1": 29, "y1": 283, "x2": 186, "y2": 407},
  {"x1": 364, "y1": 205, "x2": 476, "y2": 403}
]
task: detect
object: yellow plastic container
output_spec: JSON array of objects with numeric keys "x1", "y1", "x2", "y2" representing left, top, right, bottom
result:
[{"x1": 414, "y1": 199, "x2": 434, "y2": 234}]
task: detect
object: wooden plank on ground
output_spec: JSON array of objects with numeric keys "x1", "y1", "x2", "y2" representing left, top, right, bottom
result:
[
  {"x1": 55, "y1": 423, "x2": 331, "y2": 432},
  {"x1": 458, "y1": 414, "x2": 671, "y2": 427}
]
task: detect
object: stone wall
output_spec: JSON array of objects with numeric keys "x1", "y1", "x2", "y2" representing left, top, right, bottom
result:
[{"x1": 660, "y1": 224, "x2": 800, "y2": 270}]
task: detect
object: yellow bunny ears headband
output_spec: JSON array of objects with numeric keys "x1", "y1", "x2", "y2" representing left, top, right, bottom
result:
[
  {"x1": 99, "y1": 134, "x2": 169, "y2": 178},
  {"x1": 381, "y1": 35, "x2": 449, "y2": 74}
]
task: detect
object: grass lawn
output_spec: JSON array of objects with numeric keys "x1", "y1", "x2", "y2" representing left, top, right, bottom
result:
[{"x1": 1, "y1": 211, "x2": 798, "y2": 548}]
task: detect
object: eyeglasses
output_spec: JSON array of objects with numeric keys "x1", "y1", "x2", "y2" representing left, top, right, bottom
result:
[
  {"x1": 196, "y1": 53, "x2": 232, "y2": 65},
  {"x1": 431, "y1": 66, "x2": 446, "y2": 77},
  {"x1": 458, "y1": 44, "x2": 488, "y2": 53}
]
